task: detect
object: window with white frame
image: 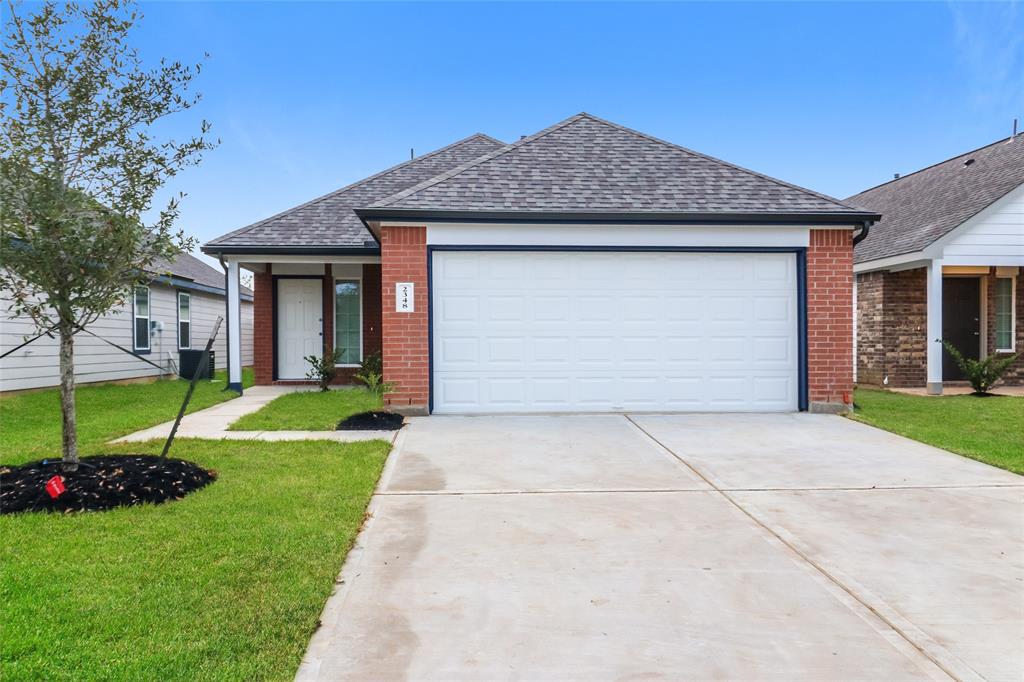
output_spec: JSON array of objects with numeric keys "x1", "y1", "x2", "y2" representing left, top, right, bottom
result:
[
  {"x1": 334, "y1": 279, "x2": 361, "y2": 365},
  {"x1": 133, "y1": 285, "x2": 150, "y2": 352},
  {"x1": 994, "y1": 277, "x2": 1015, "y2": 351},
  {"x1": 178, "y1": 292, "x2": 191, "y2": 350}
]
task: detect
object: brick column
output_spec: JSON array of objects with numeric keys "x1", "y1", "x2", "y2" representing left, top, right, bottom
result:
[
  {"x1": 380, "y1": 226, "x2": 429, "y2": 414},
  {"x1": 253, "y1": 265, "x2": 274, "y2": 385},
  {"x1": 807, "y1": 229, "x2": 854, "y2": 412}
]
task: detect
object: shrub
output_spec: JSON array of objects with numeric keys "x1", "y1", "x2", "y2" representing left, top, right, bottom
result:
[
  {"x1": 941, "y1": 341, "x2": 1022, "y2": 395},
  {"x1": 304, "y1": 349, "x2": 342, "y2": 392},
  {"x1": 360, "y1": 351, "x2": 383, "y2": 377},
  {"x1": 354, "y1": 351, "x2": 396, "y2": 397}
]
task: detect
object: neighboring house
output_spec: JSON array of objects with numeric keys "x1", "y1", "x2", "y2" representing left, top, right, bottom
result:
[
  {"x1": 849, "y1": 135, "x2": 1024, "y2": 393},
  {"x1": 0, "y1": 252, "x2": 254, "y2": 393},
  {"x1": 203, "y1": 113, "x2": 877, "y2": 414}
]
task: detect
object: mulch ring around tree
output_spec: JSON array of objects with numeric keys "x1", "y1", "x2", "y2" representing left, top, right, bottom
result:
[
  {"x1": 0, "y1": 455, "x2": 216, "y2": 515},
  {"x1": 337, "y1": 410, "x2": 405, "y2": 431}
]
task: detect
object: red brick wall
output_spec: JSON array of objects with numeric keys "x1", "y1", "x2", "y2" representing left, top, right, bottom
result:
[
  {"x1": 380, "y1": 226, "x2": 429, "y2": 412},
  {"x1": 855, "y1": 270, "x2": 885, "y2": 385},
  {"x1": 855, "y1": 268, "x2": 928, "y2": 388},
  {"x1": 984, "y1": 271, "x2": 1024, "y2": 385},
  {"x1": 807, "y1": 229, "x2": 854, "y2": 408},
  {"x1": 253, "y1": 266, "x2": 273, "y2": 385}
]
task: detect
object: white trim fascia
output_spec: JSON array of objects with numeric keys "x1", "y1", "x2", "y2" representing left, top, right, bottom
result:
[
  {"x1": 853, "y1": 252, "x2": 929, "y2": 273},
  {"x1": 425, "y1": 223, "x2": 812, "y2": 248},
  {"x1": 225, "y1": 254, "x2": 381, "y2": 265},
  {"x1": 940, "y1": 255, "x2": 1024, "y2": 267},
  {"x1": 993, "y1": 274, "x2": 1018, "y2": 353}
]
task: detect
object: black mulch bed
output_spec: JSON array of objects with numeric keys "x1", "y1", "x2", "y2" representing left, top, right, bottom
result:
[
  {"x1": 337, "y1": 410, "x2": 405, "y2": 431},
  {"x1": 0, "y1": 455, "x2": 216, "y2": 515}
]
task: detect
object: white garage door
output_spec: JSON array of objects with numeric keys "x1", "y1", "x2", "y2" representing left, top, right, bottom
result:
[{"x1": 431, "y1": 251, "x2": 799, "y2": 414}]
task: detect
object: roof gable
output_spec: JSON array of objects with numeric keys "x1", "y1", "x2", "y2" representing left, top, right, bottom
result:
[
  {"x1": 849, "y1": 135, "x2": 1024, "y2": 263},
  {"x1": 369, "y1": 113, "x2": 863, "y2": 217},
  {"x1": 204, "y1": 133, "x2": 504, "y2": 250}
]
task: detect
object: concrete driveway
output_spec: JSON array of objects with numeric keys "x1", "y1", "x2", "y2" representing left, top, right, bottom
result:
[{"x1": 297, "y1": 414, "x2": 1023, "y2": 681}]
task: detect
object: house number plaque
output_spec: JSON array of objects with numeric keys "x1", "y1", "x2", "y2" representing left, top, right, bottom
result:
[{"x1": 396, "y1": 282, "x2": 414, "y2": 312}]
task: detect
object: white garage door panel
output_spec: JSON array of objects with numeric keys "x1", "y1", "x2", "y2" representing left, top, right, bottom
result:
[{"x1": 432, "y1": 251, "x2": 798, "y2": 413}]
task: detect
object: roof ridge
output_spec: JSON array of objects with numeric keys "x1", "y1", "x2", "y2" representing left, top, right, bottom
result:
[
  {"x1": 205, "y1": 132, "x2": 502, "y2": 247},
  {"x1": 847, "y1": 134, "x2": 1020, "y2": 199},
  {"x1": 575, "y1": 112, "x2": 860, "y2": 211},
  {"x1": 370, "y1": 114, "x2": 590, "y2": 208},
  {"x1": 373, "y1": 112, "x2": 859, "y2": 212}
]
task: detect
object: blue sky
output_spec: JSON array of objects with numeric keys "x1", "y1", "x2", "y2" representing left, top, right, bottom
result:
[{"x1": 125, "y1": 1, "x2": 1023, "y2": 264}]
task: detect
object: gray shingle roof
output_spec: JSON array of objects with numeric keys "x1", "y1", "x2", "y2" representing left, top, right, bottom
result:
[
  {"x1": 204, "y1": 133, "x2": 504, "y2": 250},
  {"x1": 849, "y1": 135, "x2": 1024, "y2": 264},
  {"x1": 150, "y1": 252, "x2": 254, "y2": 297},
  {"x1": 367, "y1": 113, "x2": 867, "y2": 217}
]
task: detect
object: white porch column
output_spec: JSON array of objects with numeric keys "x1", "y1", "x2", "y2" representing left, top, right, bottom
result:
[
  {"x1": 926, "y1": 259, "x2": 943, "y2": 394},
  {"x1": 226, "y1": 259, "x2": 243, "y2": 393}
]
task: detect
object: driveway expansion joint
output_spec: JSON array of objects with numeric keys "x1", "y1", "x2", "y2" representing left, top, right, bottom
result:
[{"x1": 623, "y1": 414, "x2": 971, "y2": 682}]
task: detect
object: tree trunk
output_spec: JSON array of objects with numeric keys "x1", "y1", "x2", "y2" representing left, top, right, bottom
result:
[{"x1": 58, "y1": 325, "x2": 79, "y2": 471}]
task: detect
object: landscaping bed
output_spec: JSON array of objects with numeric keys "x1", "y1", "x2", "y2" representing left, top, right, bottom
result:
[
  {"x1": 337, "y1": 410, "x2": 404, "y2": 431},
  {"x1": 1, "y1": 455, "x2": 215, "y2": 514}
]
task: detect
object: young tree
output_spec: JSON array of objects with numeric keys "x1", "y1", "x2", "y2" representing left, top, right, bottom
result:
[{"x1": 0, "y1": 0, "x2": 216, "y2": 470}]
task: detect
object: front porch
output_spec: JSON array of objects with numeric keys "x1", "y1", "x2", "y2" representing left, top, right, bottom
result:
[
  {"x1": 856, "y1": 262, "x2": 1022, "y2": 393},
  {"x1": 223, "y1": 255, "x2": 382, "y2": 390}
]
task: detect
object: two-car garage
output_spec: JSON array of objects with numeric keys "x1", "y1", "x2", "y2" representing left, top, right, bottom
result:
[{"x1": 430, "y1": 249, "x2": 802, "y2": 414}]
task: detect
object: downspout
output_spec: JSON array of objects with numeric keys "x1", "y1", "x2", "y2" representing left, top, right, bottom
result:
[
  {"x1": 850, "y1": 220, "x2": 872, "y2": 396},
  {"x1": 852, "y1": 220, "x2": 871, "y2": 246},
  {"x1": 218, "y1": 252, "x2": 231, "y2": 391}
]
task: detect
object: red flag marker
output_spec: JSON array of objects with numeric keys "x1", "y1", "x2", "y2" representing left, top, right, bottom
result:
[{"x1": 45, "y1": 475, "x2": 66, "y2": 499}]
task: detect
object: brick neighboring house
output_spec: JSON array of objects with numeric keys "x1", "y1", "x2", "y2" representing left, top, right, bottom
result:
[
  {"x1": 203, "y1": 113, "x2": 877, "y2": 414},
  {"x1": 849, "y1": 135, "x2": 1024, "y2": 392}
]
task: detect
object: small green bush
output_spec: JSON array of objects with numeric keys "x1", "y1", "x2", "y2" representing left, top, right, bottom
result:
[
  {"x1": 354, "y1": 351, "x2": 395, "y2": 397},
  {"x1": 941, "y1": 340, "x2": 1022, "y2": 395},
  {"x1": 304, "y1": 349, "x2": 342, "y2": 391}
]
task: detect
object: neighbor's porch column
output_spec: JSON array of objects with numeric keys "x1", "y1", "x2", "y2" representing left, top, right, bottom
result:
[
  {"x1": 226, "y1": 259, "x2": 244, "y2": 393},
  {"x1": 926, "y1": 259, "x2": 943, "y2": 394}
]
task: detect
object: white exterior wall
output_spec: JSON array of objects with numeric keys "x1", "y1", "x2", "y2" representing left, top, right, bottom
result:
[
  {"x1": 932, "y1": 183, "x2": 1024, "y2": 264},
  {"x1": 0, "y1": 283, "x2": 253, "y2": 392}
]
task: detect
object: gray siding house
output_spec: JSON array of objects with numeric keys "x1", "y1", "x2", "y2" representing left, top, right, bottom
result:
[{"x1": 1, "y1": 252, "x2": 254, "y2": 393}]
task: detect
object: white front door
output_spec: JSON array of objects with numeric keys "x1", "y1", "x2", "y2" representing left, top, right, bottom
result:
[
  {"x1": 431, "y1": 250, "x2": 799, "y2": 414},
  {"x1": 277, "y1": 278, "x2": 323, "y2": 380}
]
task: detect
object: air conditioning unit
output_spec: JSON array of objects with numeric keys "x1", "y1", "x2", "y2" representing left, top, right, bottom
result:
[{"x1": 179, "y1": 350, "x2": 215, "y2": 379}]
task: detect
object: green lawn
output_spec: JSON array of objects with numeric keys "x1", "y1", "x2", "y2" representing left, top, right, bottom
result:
[
  {"x1": 851, "y1": 388, "x2": 1024, "y2": 475},
  {"x1": 1, "y1": 373, "x2": 391, "y2": 680},
  {"x1": 0, "y1": 369, "x2": 254, "y2": 466},
  {"x1": 1, "y1": 439, "x2": 389, "y2": 680},
  {"x1": 228, "y1": 388, "x2": 382, "y2": 431}
]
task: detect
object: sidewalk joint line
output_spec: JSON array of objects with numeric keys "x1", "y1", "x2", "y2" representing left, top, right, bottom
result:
[{"x1": 623, "y1": 414, "x2": 964, "y2": 682}]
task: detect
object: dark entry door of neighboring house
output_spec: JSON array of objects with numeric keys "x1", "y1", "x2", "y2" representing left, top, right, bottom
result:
[{"x1": 942, "y1": 277, "x2": 981, "y2": 381}]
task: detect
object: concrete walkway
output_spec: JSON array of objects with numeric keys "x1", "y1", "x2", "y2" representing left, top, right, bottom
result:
[
  {"x1": 298, "y1": 413, "x2": 1023, "y2": 681},
  {"x1": 112, "y1": 385, "x2": 394, "y2": 443}
]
